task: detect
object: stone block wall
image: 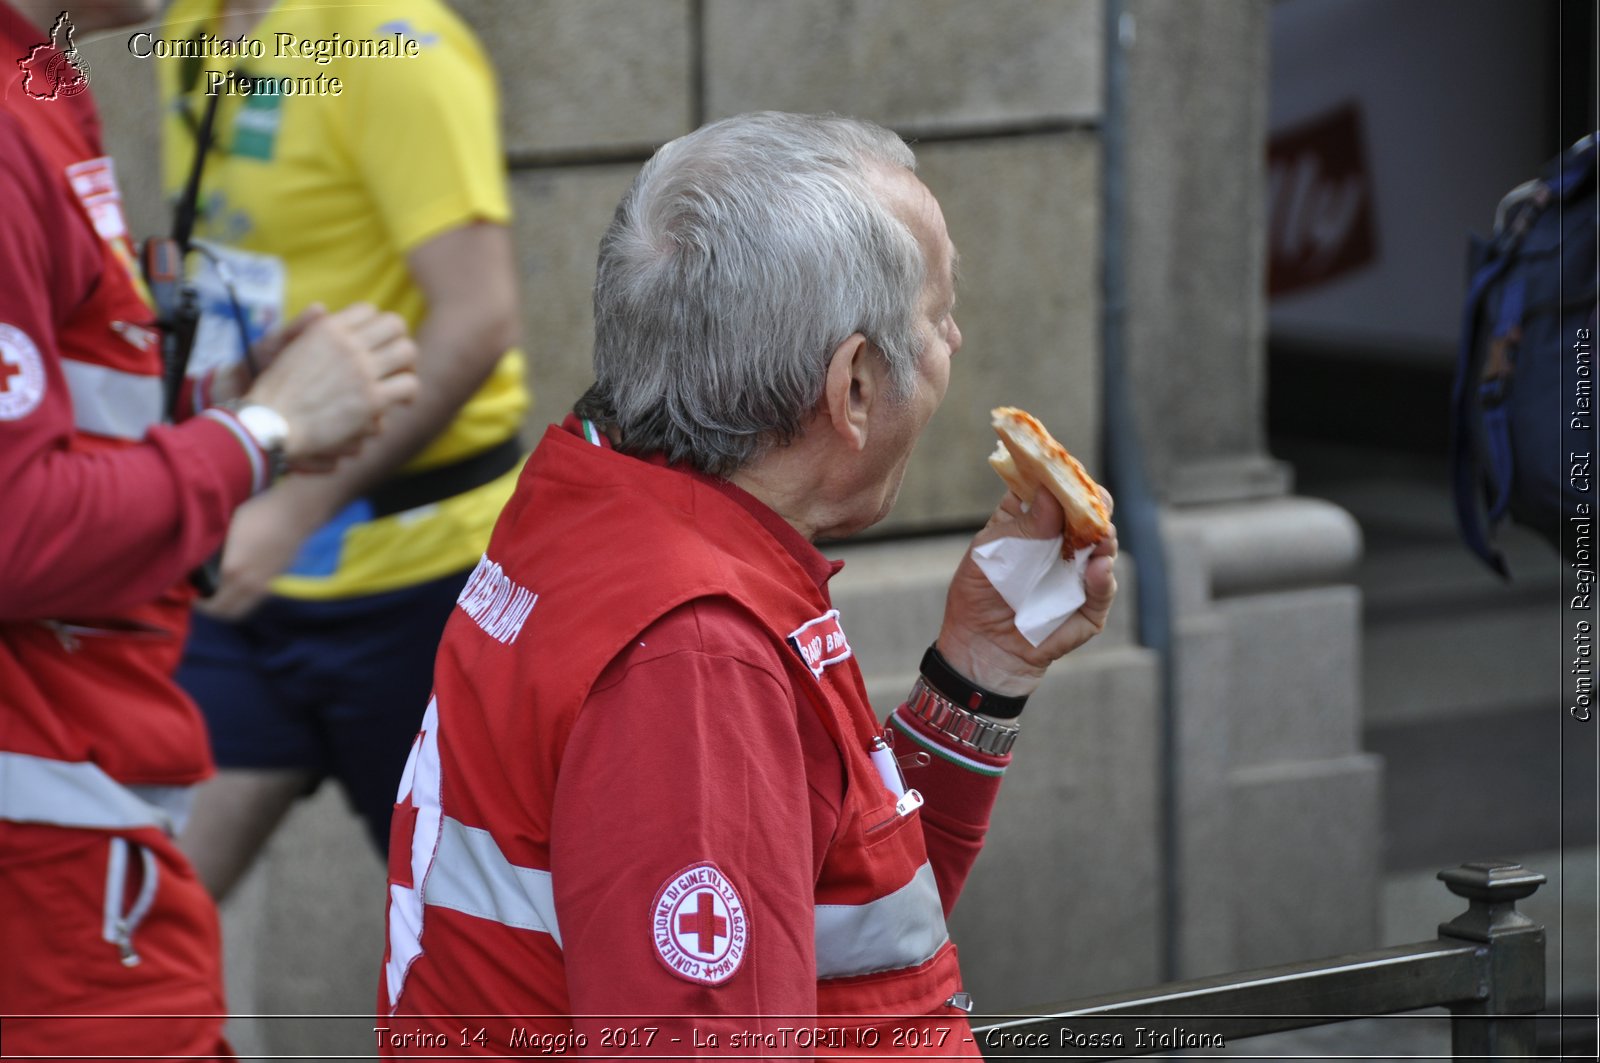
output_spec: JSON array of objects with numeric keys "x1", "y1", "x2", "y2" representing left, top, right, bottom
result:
[{"x1": 477, "y1": 0, "x2": 1107, "y2": 531}]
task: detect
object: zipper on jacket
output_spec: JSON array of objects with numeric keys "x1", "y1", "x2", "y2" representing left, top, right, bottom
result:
[{"x1": 102, "y1": 837, "x2": 159, "y2": 966}]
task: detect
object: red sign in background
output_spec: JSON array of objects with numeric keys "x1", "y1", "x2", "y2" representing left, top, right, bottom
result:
[{"x1": 1268, "y1": 101, "x2": 1380, "y2": 297}]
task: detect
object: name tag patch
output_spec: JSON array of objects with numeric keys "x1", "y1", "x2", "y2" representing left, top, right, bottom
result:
[
  {"x1": 456, "y1": 553, "x2": 537, "y2": 645},
  {"x1": 65, "y1": 157, "x2": 127, "y2": 241},
  {"x1": 787, "y1": 609, "x2": 852, "y2": 678}
]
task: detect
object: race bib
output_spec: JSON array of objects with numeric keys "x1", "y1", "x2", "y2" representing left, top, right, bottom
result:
[{"x1": 186, "y1": 240, "x2": 286, "y2": 375}]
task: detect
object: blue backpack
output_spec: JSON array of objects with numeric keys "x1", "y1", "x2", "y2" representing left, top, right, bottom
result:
[{"x1": 1452, "y1": 134, "x2": 1598, "y2": 576}]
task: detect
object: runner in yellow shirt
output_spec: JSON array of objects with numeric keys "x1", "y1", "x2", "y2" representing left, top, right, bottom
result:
[{"x1": 156, "y1": 0, "x2": 528, "y2": 897}]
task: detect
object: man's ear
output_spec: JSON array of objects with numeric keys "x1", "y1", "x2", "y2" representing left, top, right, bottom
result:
[{"x1": 821, "y1": 332, "x2": 882, "y2": 452}]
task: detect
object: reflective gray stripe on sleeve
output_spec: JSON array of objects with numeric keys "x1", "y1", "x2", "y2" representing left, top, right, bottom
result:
[
  {"x1": 0, "y1": 751, "x2": 181, "y2": 834},
  {"x1": 60, "y1": 358, "x2": 163, "y2": 440},
  {"x1": 416, "y1": 818, "x2": 946, "y2": 977},
  {"x1": 126, "y1": 784, "x2": 195, "y2": 836},
  {"x1": 814, "y1": 861, "x2": 949, "y2": 979},
  {"x1": 423, "y1": 815, "x2": 563, "y2": 947}
]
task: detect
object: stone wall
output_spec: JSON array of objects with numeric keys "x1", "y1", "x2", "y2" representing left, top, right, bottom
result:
[{"x1": 475, "y1": 0, "x2": 1107, "y2": 531}]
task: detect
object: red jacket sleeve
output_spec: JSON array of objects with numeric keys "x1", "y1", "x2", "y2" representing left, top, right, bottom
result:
[
  {"x1": 889, "y1": 708, "x2": 1009, "y2": 917},
  {"x1": 550, "y1": 601, "x2": 822, "y2": 1055},
  {"x1": 0, "y1": 111, "x2": 256, "y2": 620}
]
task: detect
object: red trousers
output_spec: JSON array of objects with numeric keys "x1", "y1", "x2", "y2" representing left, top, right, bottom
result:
[{"x1": 0, "y1": 822, "x2": 232, "y2": 1062}]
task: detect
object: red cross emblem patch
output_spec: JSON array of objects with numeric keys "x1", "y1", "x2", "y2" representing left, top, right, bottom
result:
[
  {"x1": 651, "y1": 862, "x2": 748, "y2": 985},
  {"x1": 0, "y1": 324, "x2": 46, "y2": 422}
]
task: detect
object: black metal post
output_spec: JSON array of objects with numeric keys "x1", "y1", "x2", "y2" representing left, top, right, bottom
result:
[{"x1": 1437, "y1": 862, "x2": 1548, "y2": 1060}]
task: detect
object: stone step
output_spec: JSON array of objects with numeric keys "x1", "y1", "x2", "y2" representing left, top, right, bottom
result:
[
  {"x1": 1346, "y1": 489, "x2": 1561, "y2": 729},
  {"x1": 1270, "y1": 451, "x2": 1566, "y2": 730},
  {"x1": 1268, "y1": 440, "x2": 1562, "y2": 614},
  {"x1": 1364, "y1": 595, "x2": 1560, "y2": 728}
]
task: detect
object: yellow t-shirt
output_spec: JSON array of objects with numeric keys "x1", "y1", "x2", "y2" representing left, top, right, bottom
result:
[{"x1": 158, "y1": 0, "x2": 528, "y2": 598}]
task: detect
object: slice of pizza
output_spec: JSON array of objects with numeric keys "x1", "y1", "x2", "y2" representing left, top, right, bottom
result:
[{"x1": 988, "y1": 406, "x2": 1111, "y2": 555}]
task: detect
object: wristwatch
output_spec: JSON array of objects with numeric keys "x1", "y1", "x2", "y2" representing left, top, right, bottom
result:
[
  {"x1": 902, "y1": 644, "x2": 1024, "y2": 756},
  {"x1": 903, "y1": 676, "x2": 1021, "y2": 757},
  {"x1": 229, "y1": 401, "x2": 290, "y2": 483}
]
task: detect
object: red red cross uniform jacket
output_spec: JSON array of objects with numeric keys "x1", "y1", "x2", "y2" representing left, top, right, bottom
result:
[
  {"x1": 0, "y1": 7, "x2": 257, "y2": 781},
  {"x1": 1, "y1": 8, "x2": 262, "y2": 1058},
  {"x1": 380, "y1": 423, "x2": 1010, "y2": 1058}
]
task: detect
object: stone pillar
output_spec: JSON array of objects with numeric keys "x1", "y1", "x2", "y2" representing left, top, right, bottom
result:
[
  {"x1": 1121, "y1": 0, "x2": 1283, "y2": 504},
  {"x1": 1116, "y1": 0, "x2": 1382, "y2": 975}
]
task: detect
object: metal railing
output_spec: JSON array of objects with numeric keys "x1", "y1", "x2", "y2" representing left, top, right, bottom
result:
[{"x1": 974, "y1": 861, "x2": 1547, "y2": 1060}]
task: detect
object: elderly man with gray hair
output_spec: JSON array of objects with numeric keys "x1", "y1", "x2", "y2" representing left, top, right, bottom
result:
[{"x1": 377, "y1": 111, "x2": 1117, "y2": 1056}]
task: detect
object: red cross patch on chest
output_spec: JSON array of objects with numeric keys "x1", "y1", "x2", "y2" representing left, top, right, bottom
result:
[{"x1": 787, "y1": 609, "x2": 852, "y2": 678}]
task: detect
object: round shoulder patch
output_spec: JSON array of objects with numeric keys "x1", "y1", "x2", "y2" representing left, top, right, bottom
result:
[
  {"x1": 0, "y1": 323, "x2": 46, "y2": 421},
  {"x1": 651, "y1": 862, "x2": 749, "y2": 986}
]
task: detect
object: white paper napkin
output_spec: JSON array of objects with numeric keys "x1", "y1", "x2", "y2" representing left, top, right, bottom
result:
[{"x1": 971, "y1": 536, "x2": 1091, "y2": 647}]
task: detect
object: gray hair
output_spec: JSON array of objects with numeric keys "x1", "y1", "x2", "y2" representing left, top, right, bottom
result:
[{"x1": 575, "y1": 111, "x2": 928, "y2": 477}]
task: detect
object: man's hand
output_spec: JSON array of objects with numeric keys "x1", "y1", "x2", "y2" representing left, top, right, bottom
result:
[
  {"x1": 936, "y1": 488, "x2": 1118, "y2": 697},
  {"x1": 195, "y1": 488, "x2": 324, "y2": 621},
  {"x1": 241, "y1": 303, "x2": 418, "y2": 467}
]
